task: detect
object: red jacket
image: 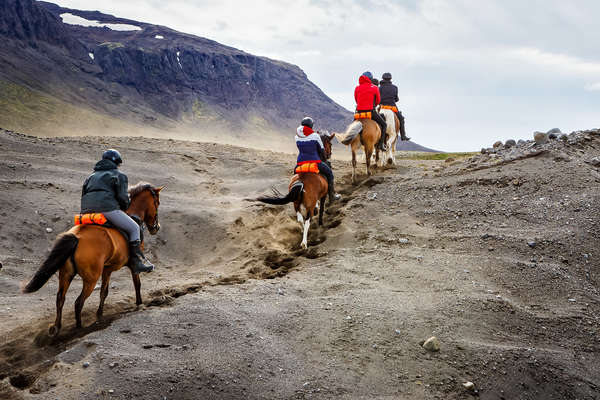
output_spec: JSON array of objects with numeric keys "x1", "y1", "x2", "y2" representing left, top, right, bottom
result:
[{"x1": 354, "y1": 75, "x2": 381, "y2": 110}]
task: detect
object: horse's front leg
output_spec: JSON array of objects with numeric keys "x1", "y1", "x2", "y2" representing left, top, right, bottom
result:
[
  {"x1": 131, "y1": 269, "x2": 142, "y2": 305},
  {"x1": 365, "y1": 147, "x2": 373, "y2": 176}
]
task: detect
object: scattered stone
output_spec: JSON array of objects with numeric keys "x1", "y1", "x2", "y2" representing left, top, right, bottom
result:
[
  {"x1": 367, "y1": 193, "x2": 377, "y2": 201},
  {"x1": 527, "y1": 241, "x2": 536, "y2": 248},
  {"x1": 480, "y1": 148, "x2": 487, "y2": 154},
  {"x1": 82, "y1": 362, "x2": 90, "y2": 368},
  {"x1": 109, "y1": 362, "x2": 118, "y2": 369},
  {"x1": 504, "y1": 139, "x2": 516, "y2": 148},
  {"x1": 277, "y1": 288, "x2": 284, "y2": 296},
  {"x1": 0, "y1": 262, "x2": 2, "y2": 270},
  {"x1": 548, "y1": 132, "x2": 558, "y2": 139},
  {"x1": 493, "y1": 141, "x2": 503, "y2": 149},
  {"x1": 559, "y1": 134, "x2": 568, "y2": 142},
  {"x1": 45, "y1": 227, "x2": 53, "y2": 233},
  {"x1": 517, "y1": 139, "x2": 526, "y2": 146},
  {"x1": 568, "y1": 298, "x2": 576, "y2": 302},
  {"x1": 395, "y1": 329, "x2": 402, "y2": 335},
  {"x1": 108, "y1": 389, "x2": 114, "y2": 394},
  {"x1": 445, "y1": 157, "x2": 455, "y2": 163},
  {"x1": 534, "y1": 132, "x2": 548, "y2": 145},
  {"x1": 587, "y1": 157, "x2": 600, "y2": 167},
  {"x1": 463, "y1": 381, "x2": 475, "y2": 391},
  {"x1": 398, "y1": 238, "x2": 409, "y2": 244},
  {"x1": 422, "y1": 336, "x2": 440, "y2": 352},
  {"x1": 547, "y1": 128, "x2": 561, "y2": 134}
]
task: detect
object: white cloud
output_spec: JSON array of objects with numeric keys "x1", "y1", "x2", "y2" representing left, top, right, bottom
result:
[
  {"x1": 53, "y1": 0, "x2": 600, "y2": 151},
  {"x1": 585, "y1": 82, "x2": 600, "y2": 91}
]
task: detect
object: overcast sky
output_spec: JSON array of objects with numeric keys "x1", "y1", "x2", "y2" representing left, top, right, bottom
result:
[{"x1": 55, "y1": 0, "x2": 599, "y2": 151}]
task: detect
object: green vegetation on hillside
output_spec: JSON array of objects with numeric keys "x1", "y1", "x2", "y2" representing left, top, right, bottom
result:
[{"x1": 398, "y1": 152, "x2": 477, "y2": 161}]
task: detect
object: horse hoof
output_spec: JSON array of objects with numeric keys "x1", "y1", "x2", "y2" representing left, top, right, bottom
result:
[
  {"x1": 48, "y1": 325, "x2": 59, "y2": 337},
  {"x1": 301, "y1": 243, "x2": 308, "y2": 250}
]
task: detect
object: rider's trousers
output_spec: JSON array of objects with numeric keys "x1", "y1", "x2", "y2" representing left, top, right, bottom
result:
[{"x1": 103, "y1": 210, "x2": 141, "y2": 242}]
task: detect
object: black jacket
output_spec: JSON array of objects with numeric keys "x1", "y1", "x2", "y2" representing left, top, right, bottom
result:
[
  {"x1": 80, "y1": 159, "x2": 130, "y2": 213},
  {"x1": 379, "y1": 80, "x2": 399, "y2": 106}
]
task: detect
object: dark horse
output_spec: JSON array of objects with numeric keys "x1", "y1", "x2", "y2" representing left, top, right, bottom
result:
[
  {"x1": 22, "y1": 183, "x2": 164, "y2": 337},
  {"x1": 256, "y1": 133, "x2": 335, "y2": 248}
]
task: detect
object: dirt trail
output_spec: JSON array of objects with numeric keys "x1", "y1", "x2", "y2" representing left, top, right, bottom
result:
[{"x1": 1, "y1": 129, "x2": 599, "y2": 399}]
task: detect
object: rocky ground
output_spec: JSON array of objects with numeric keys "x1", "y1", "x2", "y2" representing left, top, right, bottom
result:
[{"x1": 0, "y1": 128, "x2": 599, "y2": 399}]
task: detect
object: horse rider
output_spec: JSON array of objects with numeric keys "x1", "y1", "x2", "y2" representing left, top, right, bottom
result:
[
  {"x1": 379, "y1": 72, "x2": 410, "y2": 141},
  {"x1": 354, "y1": 71, "x2": 387, "y2": 151},
  {"x1": 295, "y1": 117, "x2": 341, "y2": 203},
  {"x1": 80, "y1": 149, "x2": 154, "y2": 274}
]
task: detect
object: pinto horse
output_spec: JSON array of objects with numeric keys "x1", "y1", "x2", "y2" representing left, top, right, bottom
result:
[
  {"x1": 256, "y1": 133, "x2": 334, "y2": 249},
  {"x1": 22, "y1": 183, "x2": 164, "y2": 337},
  {"x1": 334, "y1": 118, "x2": 382, "y2": 183},
  {"x1": 378, "y1": 107, "x2": 400, "y2": 166}
]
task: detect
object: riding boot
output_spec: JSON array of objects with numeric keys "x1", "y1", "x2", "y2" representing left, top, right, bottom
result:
[
  {"x1": 328, "y1": 180, "x2": 341, "y2": 203},
  {"x1": 129, "y1": 240, "x2": 154, "y2": 274},
  {"x1": 397, "y1": 112, "x2": 410, "y2": 141}
]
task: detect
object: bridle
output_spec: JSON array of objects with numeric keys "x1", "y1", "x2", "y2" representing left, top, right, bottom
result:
[
  {"x1": 146, "y1": 188, "x2": 160, "y2": 233},
  {"x1": 131, "y1": 188, "x2": 160, "y2": 234}
]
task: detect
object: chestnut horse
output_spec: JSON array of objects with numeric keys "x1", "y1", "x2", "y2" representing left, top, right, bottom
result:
[
  {"x1": 335, "y1": 118, "x2": 382, "y2": 183},
  {"x1": 256, "y1": 133, "x2": 334, "y2": 249},
  {"x1": 22, "y1": 183, "x2": 164, "y2": 337}
]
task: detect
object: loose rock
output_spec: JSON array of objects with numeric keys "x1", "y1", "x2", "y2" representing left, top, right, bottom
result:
[
  {"x1": 504, "y1": 139, "x2": 516, "y2": 148},
  {"x1": 45, "y1": 227, "x2": 53, "y2": 233},
  {"x1": 493, "y1": 141, "x2": 503, "y2": 149},
  {"x1": 422, "y1": 336, "x2": 440, "y2": 352},
  {"x1": 463, "y1": 381, "x2": 475, "y2": 391}
]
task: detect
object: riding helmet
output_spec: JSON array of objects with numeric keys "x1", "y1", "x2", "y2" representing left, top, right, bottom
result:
[
  {"x1": 301, "y1": 117, "x2": 314, "y2": 128},
  {"x1": 382, "y1": 72, "x2": 392, "y2": 81},
  {"x1": 361, "y1": 71, "x2": 373, "y2": 79},
  {"x1": 102, "y1": 149, "x2": 123, "y2": 165}
]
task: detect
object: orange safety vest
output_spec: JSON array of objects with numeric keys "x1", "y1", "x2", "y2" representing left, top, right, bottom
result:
[
  {"x1": 295, "y1": 162, "x2": 320, "y2": 174},
  {"x1": 354, "y1": 111, "x2": 372, "y2": 120},
  {"x1": 380, "y1": 105, "x2": 398, "y2": 113}
]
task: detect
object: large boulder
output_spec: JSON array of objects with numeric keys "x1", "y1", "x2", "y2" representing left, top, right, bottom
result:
[{"x1": 534, "y1": 132, "x2": 548, "y2": 145}]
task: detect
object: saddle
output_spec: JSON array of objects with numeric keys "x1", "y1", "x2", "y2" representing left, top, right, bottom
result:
[
  {"x1": 73, "y1": 213, "x2": 144, "y2": 242},
  {"x1": 294, "y1": 162, "x2": 319, "y2": 174}
]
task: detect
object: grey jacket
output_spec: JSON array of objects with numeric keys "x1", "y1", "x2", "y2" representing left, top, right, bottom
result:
[{"x1": 80, "y1": 159, "x2": 130, "y2": 213}]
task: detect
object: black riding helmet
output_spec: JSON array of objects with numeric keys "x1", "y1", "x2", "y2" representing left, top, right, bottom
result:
[
  {"x1": 382, "y1": 72, "x2": 392, "y2": 81},
  {"x1": 301, "y1": 117, "x2": 314, "y2": 129},
  {"x1": 102, "y1": 149, "x2": 123, "y2": 165}
]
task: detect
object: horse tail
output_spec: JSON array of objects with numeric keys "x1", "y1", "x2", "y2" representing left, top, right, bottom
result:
[
  {"x1": 22, "y1": 233, "x2": 79, "y2": 293},
  {"x1": 337, "y1": 121, "x2": 363, "y2": 145},
  {"x1": 256, "y1": 182, "x2": 303, "y2": 205}
]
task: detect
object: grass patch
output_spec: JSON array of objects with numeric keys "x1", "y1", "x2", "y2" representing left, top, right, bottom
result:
[{"x1": 398, "y1": 152, "x2": 477, "y2": 161}]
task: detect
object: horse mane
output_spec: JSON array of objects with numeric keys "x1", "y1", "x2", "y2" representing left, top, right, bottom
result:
[{"x1": 128, "y1": 182, "x2": 154, "y2": 199}]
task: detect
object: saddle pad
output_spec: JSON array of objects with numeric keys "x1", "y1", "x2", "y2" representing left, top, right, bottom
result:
[
  {"x1": 74, "y1": 213, "x2": 108, "y2": 226},
  {"x1": 381, "y1": 105, "x2": 398, "y2": 112},
  {"x1": 354, "y1": 111, "x2": 372, "y2": 120},
  {"x1": 295, "y1": 163, "x2": 320, "y2": 174}
]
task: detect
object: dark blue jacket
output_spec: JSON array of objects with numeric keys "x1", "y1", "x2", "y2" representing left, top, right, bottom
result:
[
  {"x1": 379, "y1": 80, "x2": 399, "y2": 106},
  {"x1": 81, "y1": 159, "x2": 130, "y2": 213}
]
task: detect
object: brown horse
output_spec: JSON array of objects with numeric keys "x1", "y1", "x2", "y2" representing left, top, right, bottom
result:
[
  {"x1": 256, "y1": 133, "x2": 334, "y2": 249},
  {"x1": 22, "y1": 183, "x2": 164, "y2": 337},
  {"x1": 335, "y1": 118, "x2": 382, "y2": 183}
]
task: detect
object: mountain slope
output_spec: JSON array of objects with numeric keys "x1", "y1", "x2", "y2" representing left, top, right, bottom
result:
[{"x1": 0, "y1": 0, "x2": 351, "y2": 145}]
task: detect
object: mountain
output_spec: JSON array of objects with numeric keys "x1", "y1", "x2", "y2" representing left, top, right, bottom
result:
[
  {"x1": 0, "y1": 0, "x2": 351, "y2": 145},
  {"x1": 396, "y1": 140, "x2": 440, "y2": 152}
]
